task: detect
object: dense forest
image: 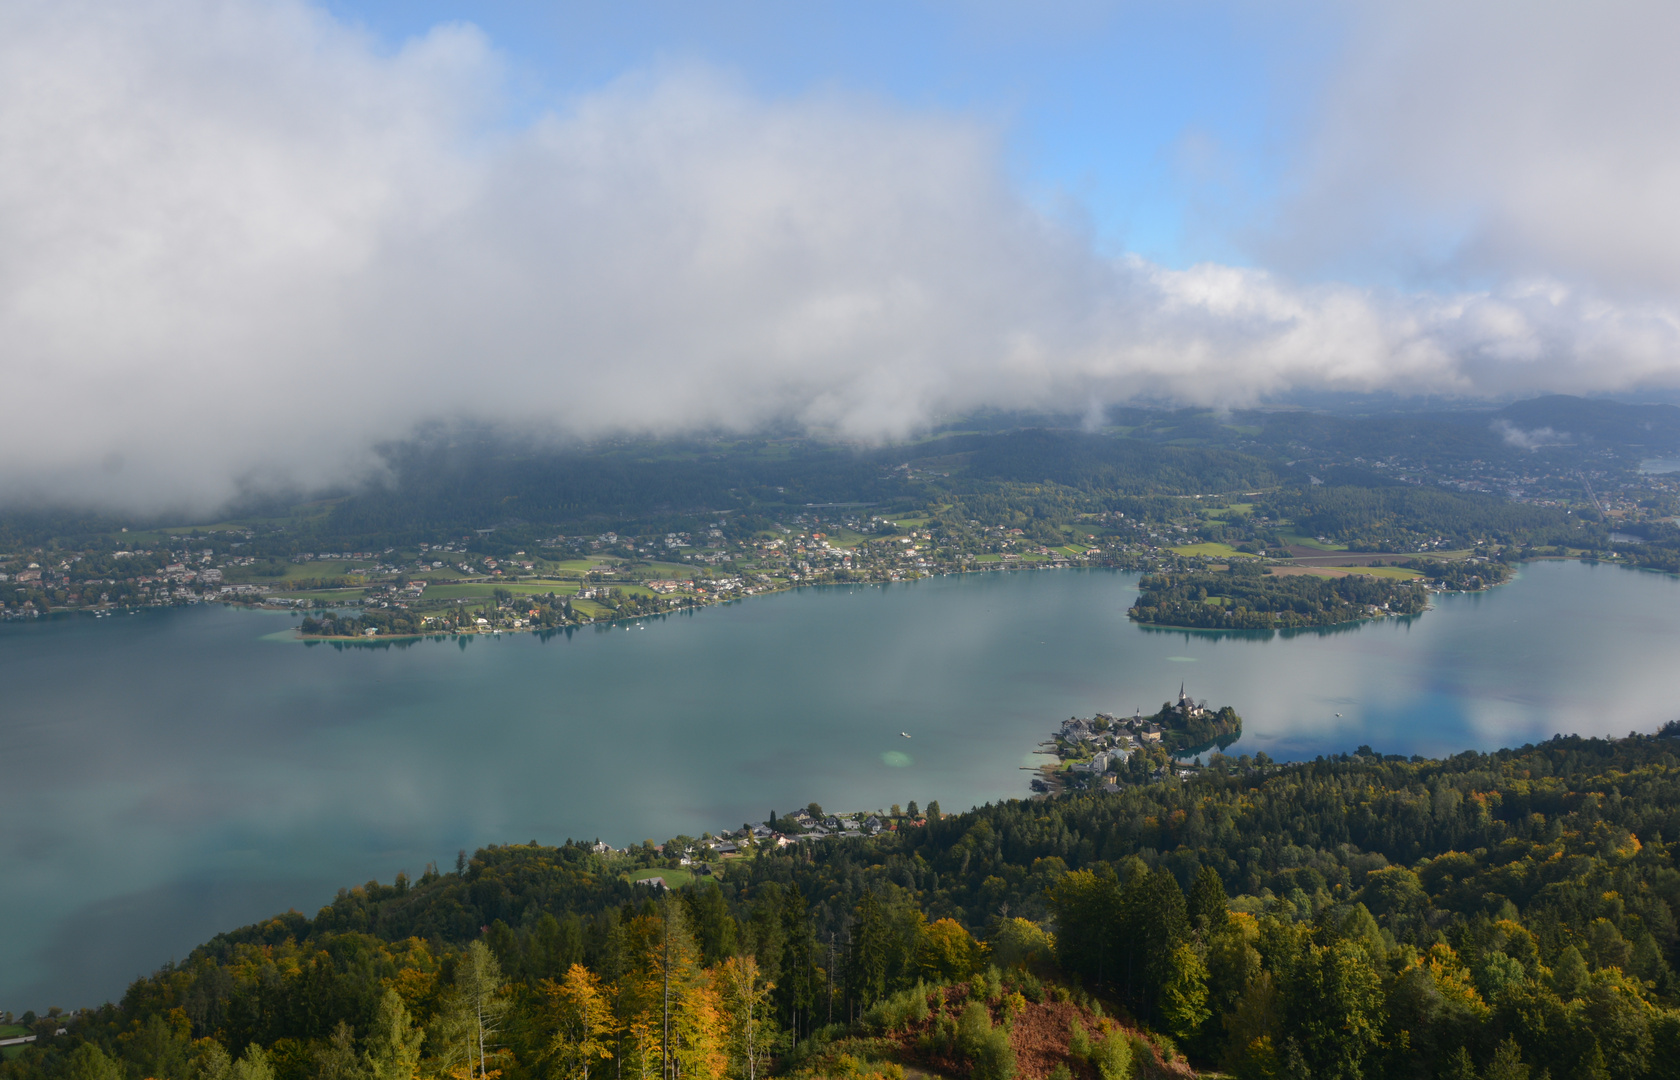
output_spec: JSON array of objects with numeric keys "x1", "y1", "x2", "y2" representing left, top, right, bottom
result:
[
  {"x1": 1128, "y1": 564, "x2": 1429, "y2": 630},
  {"x1": 13, "y1": 729, "x2": 1680, "y2": 1079}
]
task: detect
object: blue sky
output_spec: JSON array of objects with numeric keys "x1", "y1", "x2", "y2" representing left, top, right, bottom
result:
[{"x1": 319, "y1": 0, "x2": 1343, "y2": 271}]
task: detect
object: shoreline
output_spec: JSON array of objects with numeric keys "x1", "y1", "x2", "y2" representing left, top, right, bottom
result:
[{"x1": 3, "y1": 550, "x2": 1633, "y2": 632}]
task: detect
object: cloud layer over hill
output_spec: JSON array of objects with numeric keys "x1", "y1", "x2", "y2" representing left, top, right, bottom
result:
[{"x1": 2, "y1": 0, "x2": 1678, "y2": 511}]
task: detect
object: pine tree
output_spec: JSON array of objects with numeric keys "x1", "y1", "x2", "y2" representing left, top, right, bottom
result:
[
  {"x1": 849, "y1": 890, "x2": 889, "y2": 1011},
  {"x1": 364, "y1": 989, "x2": 424, "y2": 1080},
  {"x1": 443, "y1": 940, "x2": 510, "y2": 1079},
  {"x1": 1485, "y1": 1037, "x2": 1531, "y2": 1080},
  {"x1": 1187, "y1": 866, "x2": 1229, "y2": 935}
]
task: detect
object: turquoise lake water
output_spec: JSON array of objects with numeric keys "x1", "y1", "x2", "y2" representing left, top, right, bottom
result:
[{"x1": 3, "y1": 560, "x2": 1679, "y2": 1009}]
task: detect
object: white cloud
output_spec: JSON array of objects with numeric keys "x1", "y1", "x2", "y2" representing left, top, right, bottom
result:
[
  {"x1": 1272, "y1": 0, "x2": 1680, "y2": 295},
  {"x1": 2, "y1": 0, "x2": 1680, "y2": 513},
  {"x1": 1491, "y1": 420, "x2": 1567, "y2": 452}
]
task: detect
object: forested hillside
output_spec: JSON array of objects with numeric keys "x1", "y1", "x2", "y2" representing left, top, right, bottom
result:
[
  {"x1": 1259, "y1": 485, "x2": 1602, "y2": 551},
  {"x1": 13, "y1": 729, "x2": 1680, "y2": 1079}
]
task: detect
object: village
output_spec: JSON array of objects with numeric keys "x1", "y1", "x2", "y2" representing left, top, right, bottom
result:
[
  {"x1": 1030, "y1": 685, "x2": 1243, "y2": 795},
  {"x1": 588, "y1": 802, "x2": 943, "y2": 890},
  {"x1": 607, "y1": 690, "x2": 1242, "y2": 890}
]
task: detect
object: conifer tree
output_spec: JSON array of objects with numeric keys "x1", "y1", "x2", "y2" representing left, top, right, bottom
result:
[
  {"x1": 364, "y1": 988, "x2": 425, "y2": 1080},
  {"x1": 442, "y1": 940, "x2": 510, "y2": 1080}
]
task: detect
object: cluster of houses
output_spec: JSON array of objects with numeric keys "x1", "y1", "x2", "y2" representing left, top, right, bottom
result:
[
  {"x1": 1052, "y1": 689, "x2": 1193, "y2": 771},
  {"x1": 712, "y1": 808, "x2": 904, "y2": 850},
  {"x1": 612, "y1": 807, "x2": 927, "y2": 887},
  {"x1": 1035, "y1": 686, "x2": 1217, "y2": 795}
]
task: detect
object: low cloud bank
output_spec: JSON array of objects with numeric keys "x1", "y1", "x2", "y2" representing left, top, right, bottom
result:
[{"x1": 2, "y1": 0, "x2": 1679, "y2": 513}]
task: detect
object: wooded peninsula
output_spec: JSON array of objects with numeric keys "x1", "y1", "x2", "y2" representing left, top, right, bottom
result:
[{"x1": 1127, "y1": 564, "x2": 1432, "y2": 631}]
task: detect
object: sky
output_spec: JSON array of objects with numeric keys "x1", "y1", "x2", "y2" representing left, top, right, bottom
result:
[{"x1": 3, "y1": 0, "x2": 1680, "y2": 512}]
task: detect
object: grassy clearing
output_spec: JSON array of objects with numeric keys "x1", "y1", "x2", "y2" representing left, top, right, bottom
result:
[
  {"x1": 1170, "y1": 542, "x2": 1258, "y2": 558},
  {"x1": 1201, "y1": 503, "x2": 1255, "y2": 519},
  {"x1": 1268, "y1": 565, "x2": 1423, "y2": 581},
  {"x1": 570, "y1": 599, "x2": 610, "y2": 618},
  {"x1": 641, "y1": 562, "x2": 698, "y2": 579},
  {"x1": 421, "y1": 582, "x2": 581, "y2": 601},
  {"x1": 1278, "y1": 532, "x2": 1349, "y2": 551},
  {"x1": 888, "y1": 517, "x2": 929, "y2": 530},
  {"x1": 503, "y1": 581, "x2": 580, "y2": 595},
  {"x1": 824, "y1": 528, "x2": 871, "y2": 549},
  {"x1": 543, "y1": 558, "x2": 617, "y2": 574},
  {"x1": 626, "y1": 867, "x2": 694, "y2": 888},
  {"x1": 1356, "y1": 566, "x2": 1427, "y2": 580},
  {"x1": 223, "y1": 561, "x2": 370, "y2": 584},
  {"x1": 414, "y1": 583, "x2": 496, "y2": 600},
  {"x1": 285, "y1": 589, "x2": 368, "y2": 602}
]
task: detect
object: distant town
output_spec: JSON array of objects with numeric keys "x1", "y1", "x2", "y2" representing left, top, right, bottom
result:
[{"x1": 8, "y1": 397, "x2": 1680, "y2": 631}]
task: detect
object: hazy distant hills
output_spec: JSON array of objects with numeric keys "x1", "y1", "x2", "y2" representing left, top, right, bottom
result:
[{"x1": 1496, "y1": 395, "x2": 1680, "y2": 448}]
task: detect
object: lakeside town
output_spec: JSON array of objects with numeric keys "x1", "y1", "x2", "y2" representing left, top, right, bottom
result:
[
  {"x1": 2, "y1": 496, "x2": 1551, "y2": 637},
  {"x1": 581, "y1": 688, "x2": 1242, "y2": 894}
]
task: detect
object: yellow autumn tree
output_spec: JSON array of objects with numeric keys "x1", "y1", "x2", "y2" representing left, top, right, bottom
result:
[
  {"x1": 714, "y1": 955, "x2": 777, "y2": 1080},
  {"x1": 916, "y1": 918, "x2": 981, "y2": 984},
  {"x1": 670, "y1": 970, "x2": 727, "y2": 1080},
  {"x1": 545, "y1": 964, "x2": 620, "y2": 1080},
  {"x1": 613, "y1": 895, "x2": 725, "y2": 1080},
  {"x1": 613, "y1": 910, "x2": 672, "y2": 1080}
]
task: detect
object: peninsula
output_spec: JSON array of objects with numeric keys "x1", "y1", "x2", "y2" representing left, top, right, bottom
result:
[
  {"x1": 1036, "y1": 687, "x2": 1244, "y2": 793},
  {"x1": 1128, "y1": 561, "x2": 1430, "y2": 630}
]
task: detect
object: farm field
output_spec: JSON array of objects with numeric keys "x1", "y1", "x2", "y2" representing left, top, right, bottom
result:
[
  {"x1": 1277, "y1": 532, "x2": 1348, "y2": 551},
  {"x1": 1169, "y1": 541, "x2": 1258, "y2": 558},
  {"x1": 1268, "y1": 565, "x2": 1423, "y2": 581}
]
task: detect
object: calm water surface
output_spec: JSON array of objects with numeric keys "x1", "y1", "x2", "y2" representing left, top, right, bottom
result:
[{"x1": 2, "y1": 560, "x2": 1678, "y2": 1008}]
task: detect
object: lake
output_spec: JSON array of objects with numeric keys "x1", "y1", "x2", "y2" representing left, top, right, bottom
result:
[{"x1": 3, "y1": 559, "x2": 1678, "y2": 1009}]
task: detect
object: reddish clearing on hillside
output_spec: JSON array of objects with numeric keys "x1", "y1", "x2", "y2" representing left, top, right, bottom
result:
[{"x1": 876, "y1": 984, "x2": 1194, "y2": 1080}]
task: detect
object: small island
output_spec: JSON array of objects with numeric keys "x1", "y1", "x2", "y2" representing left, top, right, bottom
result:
[{"x1": 1128, "y1": 561, "x2": 1429, "y2": 630}]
